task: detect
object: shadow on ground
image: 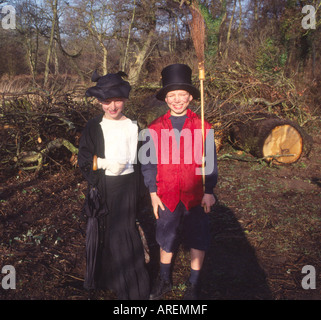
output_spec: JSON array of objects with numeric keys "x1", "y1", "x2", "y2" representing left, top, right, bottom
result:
[
  {"x1": 138, "y1": 198, "x2": 272, "y2": 300},
  {"x1": 199, "y1": 203, "x2": 272, "y2": 299}
]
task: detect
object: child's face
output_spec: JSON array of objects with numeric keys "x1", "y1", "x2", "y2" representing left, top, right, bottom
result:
[
  {"x1": 99, "y1": 98, "x2": 125, "y2": 120},
  {"x1": 165, "y1": 90, "x2": 193, "y2": 116}
]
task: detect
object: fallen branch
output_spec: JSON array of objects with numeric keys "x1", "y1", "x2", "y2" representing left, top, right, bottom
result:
[
  {"x1": 14, "y1": 138, "x2": 78, "y2": 172},
  {"x1": 218, "y1": 152, "x2": 296, "y2": 163},
  {"x1": 248, "y1": 97, "x2": 285, "y2": 107}
]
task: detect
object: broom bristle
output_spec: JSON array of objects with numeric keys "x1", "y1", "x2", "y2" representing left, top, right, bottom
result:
[{"x1": 189, "y1": 4, "x2": 205, "y2": 66}]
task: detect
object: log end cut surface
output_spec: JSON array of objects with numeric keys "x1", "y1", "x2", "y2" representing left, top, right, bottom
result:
[{"x1": 262, "y1": 124, "x2": 303, "y2": 163}]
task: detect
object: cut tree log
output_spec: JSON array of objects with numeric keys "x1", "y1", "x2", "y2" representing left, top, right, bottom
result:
[{"x1": 229, "y1": 114, "x2": 311, "y2": 164}]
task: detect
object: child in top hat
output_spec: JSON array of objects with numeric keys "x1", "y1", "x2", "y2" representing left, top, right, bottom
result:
[
  {"x1": 78, "y1": 71, "x2": 149, "y2": 299},
  {"x1": 141, "y1": 63, "x2": 218, "y2": 299}
]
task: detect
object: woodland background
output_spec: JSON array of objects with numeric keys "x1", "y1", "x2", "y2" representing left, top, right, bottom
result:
[
  {"x1": 1, "y1": 0, "x2": 321, "y2": 163},
  {"x1": 0, "y1": 0, "x2": 320, "y2": 96},
  {"x1": 0, "y1": 0, "x2": 321, "y2": 300}
]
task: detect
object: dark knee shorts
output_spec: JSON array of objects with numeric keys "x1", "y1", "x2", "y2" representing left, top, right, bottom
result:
[{"x1": 156, "y1": 201, "x2": 210, "y2": 253}]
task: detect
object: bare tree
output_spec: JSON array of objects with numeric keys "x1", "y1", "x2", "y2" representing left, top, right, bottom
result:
[
  {"x1": 225, "y1": 0, "x2": 236, "y2": 58},
  {"x1": 69, "y1": 0, "x2": 116, "y2": 75},
  {"x1": 237, "y1": 0, "x2": 242, "y2": 45},
  {"x1": 15, "y1": 0, "x2": 47, "y2": 81},
  {"x1": 122, "y1": 0, "x2": 136, "y2": 71},
  {"x1": 44, "y1": 0, "x2": 58, "y2": 86},
  {"x1": 126, "y1": 0, "x2": 158, "y2": 85}
]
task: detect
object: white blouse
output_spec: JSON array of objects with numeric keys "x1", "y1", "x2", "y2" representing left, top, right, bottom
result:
[{"x1": 100, "y1": 117, "x2": 138, "y2": 176}]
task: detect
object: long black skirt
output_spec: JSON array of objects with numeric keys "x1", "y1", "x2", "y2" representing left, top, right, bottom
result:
[{"x1": 94, "y1": 173, "x2": 150, "y2": 300}]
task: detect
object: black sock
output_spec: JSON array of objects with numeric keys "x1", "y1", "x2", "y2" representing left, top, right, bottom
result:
[
  {"x1": 189, "y1": 268, "x2": 200, "y2": 285},
  {"x1": 160, "y1": 262, "x2": 171, "y2": 281}
]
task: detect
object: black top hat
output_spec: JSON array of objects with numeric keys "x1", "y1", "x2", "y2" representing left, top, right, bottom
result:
[
  {"x1": 156, "y1": 64, "x2": 200, "y2": 101},
  {"x1": 85, "y1": 70, "x2": 131, "y2": 101}
]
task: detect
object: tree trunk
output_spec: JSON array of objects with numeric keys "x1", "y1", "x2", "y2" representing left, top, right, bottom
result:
[
  {"x1": 101, "y1": 44, "x2": 108, "y2": 75},
  {"x1": 25, "y1": 35, "x2": 38, "y2": 81},
  {"x1": 44, "y1": 0, "x2": 58, "y2": 87},
  {"x1": 122, "y1": 0, "x2": 136, "y2": 71},
  {"x1": 225, "y1": 0, "x2": 236, "y2": 58},
  {"x1": 237, "y1": 0, "x2": 242, "y2": 45},
  {"x1": 230, "y1": 114, "x2": 311, "y2": 164},
  {"x1": 128, "y1": 27, "x2": 155, "y2": 86},
  {"x1": 54, "y1": 40, "x2": 59, "y2": 75}
]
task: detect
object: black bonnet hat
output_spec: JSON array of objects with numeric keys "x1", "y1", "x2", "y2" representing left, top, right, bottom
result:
[
  {"x1": 85, "y1": 70, "x2": 131, "y2": 100},
  {"x1": 156, "y1": 64, "x2": 200, "y2": 101}
]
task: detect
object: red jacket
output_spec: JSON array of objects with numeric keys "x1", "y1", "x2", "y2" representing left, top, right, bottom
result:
[{"x1": 149, "y1": 109, "x2": 212, "y2": 212}]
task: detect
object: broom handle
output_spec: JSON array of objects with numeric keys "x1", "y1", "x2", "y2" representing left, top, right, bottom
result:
[
  {"x1": 201, "y1": 79, "x2": 205, "y2": 188},
  {"x1": 199, "y1": 65, "x2": 207, "y2": 212},
  {"x1": 199, "y1": 65, "x2": 205, "y2": 189}
]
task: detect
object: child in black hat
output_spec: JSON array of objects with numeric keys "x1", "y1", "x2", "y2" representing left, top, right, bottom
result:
[
  {"x1": 141, "y1": 64, "x2": 218, "y2": 300},
  {"x1": 78, "y1": 71, "x2": 149, "y2": 299}
]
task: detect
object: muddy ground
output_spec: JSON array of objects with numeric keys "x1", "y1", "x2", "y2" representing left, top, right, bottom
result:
[{"x1": 0, "y1": 121, "x2": 320, "y2": 301}]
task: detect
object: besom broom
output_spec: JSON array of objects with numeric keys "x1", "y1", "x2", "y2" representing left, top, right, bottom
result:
[{"x1": 189, "y1": 3, "x2": 207, "y2": 210}]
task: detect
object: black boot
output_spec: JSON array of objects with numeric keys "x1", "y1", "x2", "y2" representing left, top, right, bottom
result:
[
  {"x1": 149, "y1": 276, "x2": 172, "y2": 300},
  {"x1": 183, "y1": 281, "x2": 199, "y2": 300}
]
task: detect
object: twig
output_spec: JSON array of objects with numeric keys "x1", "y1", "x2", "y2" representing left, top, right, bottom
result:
[
  {"x1": 217, "y1": 81, "x2": 261, "y2": 110},
  {"x1": 48, "y1": 265, "x2": 84, "y2": 282},
  {"x1": 218, "y1": 153, "x2": 296, "y2": 163}
]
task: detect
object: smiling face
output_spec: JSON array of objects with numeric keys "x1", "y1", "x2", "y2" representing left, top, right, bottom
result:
[
  {"x1": 99, "y1": 98, "x2": 126, "y2": 120},
  {"x1": 165, "y1": 90, "x2": 193, "y2": 116}
]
